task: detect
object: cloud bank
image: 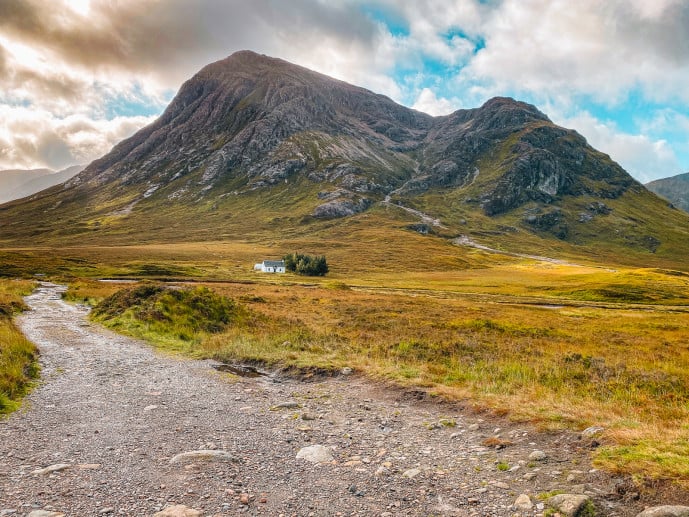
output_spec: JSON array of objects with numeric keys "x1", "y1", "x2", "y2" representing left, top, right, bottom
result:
[{"x1": 0, "y1": 0, "x2": 686, "y2": 181}]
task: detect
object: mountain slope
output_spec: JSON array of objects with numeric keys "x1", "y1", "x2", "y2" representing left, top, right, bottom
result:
[
  {"x1": 0, "y1": 165, "x2": 84, "y2": 204},
  {"x1": 0, "y1": 51, "x2": 688, "y2": 267},
  {"x1": 2, "y1": 165, "x2": 84, "y2": 203},
  {"x1": 0, "y1": 168, "x2": 53, "y2": 203},
  {"x1": 646, "y1": 172, "x2": 689, "y2": 213}
]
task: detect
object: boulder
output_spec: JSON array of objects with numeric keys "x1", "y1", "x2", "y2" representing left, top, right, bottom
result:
[
  {"x1": 547, "y1": 494, "x2": 594, "y2": 516},
  {"x1": 296, "y1": 444, "x2": 333, "y2": 464},
  {"x1": 514, "y1": 494, "x2": 533, "y2": 511}
]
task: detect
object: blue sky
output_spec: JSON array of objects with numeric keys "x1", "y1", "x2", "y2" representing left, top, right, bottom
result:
[{"x1": 0, "y1": 0, "x2": 687, "y2": 183}]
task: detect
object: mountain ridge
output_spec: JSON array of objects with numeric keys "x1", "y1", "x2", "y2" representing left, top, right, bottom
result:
[
  {"x1": 0, "y1": 165, "x2": 83, "y2": 204},
  {"x1": 646, "y1": 172, "x2": 689, "y2": 213},
  {"x1": 1, "y1": 50, "x2": 687, "y2": 266}
]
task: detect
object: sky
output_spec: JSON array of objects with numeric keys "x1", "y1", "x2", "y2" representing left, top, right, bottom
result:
[{"x1": 0, "y1": 0, "x2": 688, "y2": 183}]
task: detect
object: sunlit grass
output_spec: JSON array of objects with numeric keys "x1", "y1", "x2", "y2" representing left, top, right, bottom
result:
[
  {"x1": 76, "y1": 264, "x2": 689, "y2": 485},
  {"x1": 0, "y1": 279, "x2": 38, "y2": 414},
  {"x1": 14, "y1": 235, "x2": 689, "y2": 486}
]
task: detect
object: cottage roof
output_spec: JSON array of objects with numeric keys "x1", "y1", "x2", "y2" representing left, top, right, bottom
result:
[{"x1": 263, "y1": 260, "x2": 285, "y2": 267}]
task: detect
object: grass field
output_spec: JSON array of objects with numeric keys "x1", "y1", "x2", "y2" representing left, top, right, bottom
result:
[
  {"x1": 0, "y1": 279, "x2": 38, "y2": 414},
  {"x1": 52, "y1": 244, "x2": 689, "y2": 486},
  {"x1": 0, "y1": 214, "x2": 688, "y2": 484}
]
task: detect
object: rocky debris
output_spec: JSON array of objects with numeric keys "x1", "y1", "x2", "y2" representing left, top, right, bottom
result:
[
  {"x1": 31, "y1": 464, "x2": 70, "y2": 475},
  {"x1": 523, "y1": 208, "x2": 569, "y2": 239},
  {"x1": 169, "y1": 450, "x2": 238, "y2": 464},
  {"x1": 153, "y1": 505, "x2": 202, "y2": 517},
  {"x1": 26, "y1": 512, "x2": 65, "y2": 517},
  {"x1": 406, "y1": 223, "x2": 431, "y2": 235},
  {"x1": 313, "y1": 196, "x2": 372, "y2": 219},
  {"x1": 587, "y1": 201, "x2": 612, "y2": 215},
  {"x1": 514, "y1": 494, "x2": 533, "y2": 511},
  {"x1": 296, "y1": 444, "x2": 334, "y2": 464},
  {"x1": 637, "y1": 507, "x2": 689, "y2": 517},
  {"x1": 579, "y1": 211, "x2": 594, "y2": 223},
  {"x1": 548, "y1": 494, "x2": 594, "y2": 516}
]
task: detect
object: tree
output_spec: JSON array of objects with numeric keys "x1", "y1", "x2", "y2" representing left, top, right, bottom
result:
[{"x1": 283, "y1": 253, "x2": 329, "y2": 276}]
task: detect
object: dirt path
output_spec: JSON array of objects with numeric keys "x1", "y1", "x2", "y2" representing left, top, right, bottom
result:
[{"x1": 0, "y1": 283, "x2": 660, "y2": 516}]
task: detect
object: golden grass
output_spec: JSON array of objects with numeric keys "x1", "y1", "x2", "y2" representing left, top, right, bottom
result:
[
  {"x1": 9, "y1": 236, "x2": 689, "y2": 485},
  {"x1": 0, "y1": 279, "x2": 38, "y2": 414}
]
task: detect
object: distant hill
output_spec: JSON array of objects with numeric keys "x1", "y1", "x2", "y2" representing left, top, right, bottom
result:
[
  {"x1": 0, "y1": 50, "x2": 688, "y2": 267},
  {"x1": 646, "y1": 172, "x2": 689, "y2": 213},
  {"x1": 0, "y1": 165, "x2": 84, "y2": 204}
]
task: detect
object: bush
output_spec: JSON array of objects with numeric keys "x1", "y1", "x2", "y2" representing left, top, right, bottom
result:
[
  {"x1": 92, "y1": 283, "x2": 245, "y2": 345},
  {"x1": 283, "y1": 253, "x2": 329, "y2": 276}
]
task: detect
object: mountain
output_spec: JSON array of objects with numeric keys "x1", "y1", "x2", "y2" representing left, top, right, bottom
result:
[
  {"x1": 646, "y1": 172, "x2": 689, "y2": 213},
  {"x1": 0, "y1": 165, "x2": 84, "y2": 204},
  {"x1": 1, "y1": 50, "x2": 688, "y2": 266},
  {"x1": 0, "y1": 168, "x2": 53, "y2": 203}
]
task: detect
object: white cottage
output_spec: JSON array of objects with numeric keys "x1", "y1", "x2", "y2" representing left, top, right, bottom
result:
[{"x1": 254, "y1": 260, "x2": 286, "y2": 273}]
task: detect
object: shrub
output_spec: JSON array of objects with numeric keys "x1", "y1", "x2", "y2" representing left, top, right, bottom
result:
[{"x1": 91, "y1": 283, "x2": 246, "y2": 347}]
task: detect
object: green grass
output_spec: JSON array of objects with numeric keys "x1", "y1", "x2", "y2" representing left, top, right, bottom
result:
[
  {"x1": 0, "y1": 279, "x2": 38, "y2": 414},
  {"x1": 90, "y1": 283, "x2": 253, "y2": 353}
]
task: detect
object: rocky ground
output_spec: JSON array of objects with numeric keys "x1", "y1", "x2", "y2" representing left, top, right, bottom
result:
[{"x1": 1, "y1": 283, "x2": 687, "y2": 516}]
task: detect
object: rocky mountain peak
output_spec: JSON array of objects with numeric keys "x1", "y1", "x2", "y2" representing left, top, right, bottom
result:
[
  {"x1": 474, "y1": 96, "x2": 550, "y2": 128},
  {"x1": 45, "y1": 51, "x2": 658, "y2": 248}
]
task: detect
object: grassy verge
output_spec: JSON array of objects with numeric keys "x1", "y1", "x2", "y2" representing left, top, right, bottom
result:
[
  {"x1": 79, "y1": 267, "x2": 689, "y2": 487},
  {"x1": 88, "y1": 282, "x2": 256, "y2": 354},
  {"x1": 0, "y1": 279, "x2": 38, "y2": 414}
]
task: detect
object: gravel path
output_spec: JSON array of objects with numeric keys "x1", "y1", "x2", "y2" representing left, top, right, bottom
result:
[{"x1": 0, "y1": 283, "x2": 662, "y2": 516}]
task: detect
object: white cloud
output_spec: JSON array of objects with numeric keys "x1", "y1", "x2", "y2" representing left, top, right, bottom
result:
[
  {"x1": 555, "y1": 111, "x2": 681, "y2": 183},
  {"x1": 461, "y1": 0, "x2": 689, "y2": 105},
  {"x1": 412, "y1": 88, "x2": 460, "y2": 116},
  {"x1": 0, "y1": 0, "x2": 687, "y2": 179},
  {"x1": 0, "y1": 104, "x2": 155, "y2": 170}
]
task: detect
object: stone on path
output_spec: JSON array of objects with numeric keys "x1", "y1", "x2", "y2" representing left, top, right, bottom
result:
[
  {"x1": 528, "y1": 450, "x2": 547, "y2": 461},
  {"x1": 77, "y1": 463, "x2": 101, "y2": 470},
  {"x1": 637, "y1": 507, "x2": 689, "y2": 517},
  {"x1": 548, "y1": 494, "x2": 593, "y2": 516},
  {"x1": 296, "y1": 444, "x2": 333, "y2": 464},
  {"x1": 27, "y1": 512, "x2": 65, "y2": 517},
  {"x1": 402, "y1": 468, "x2": 421, "y2": 479},
  {"x1": 270, "y1": 401, "x2": 300, "y2": 410},
  {"x1": 153, "y1": 505, "x2": 202, "y2": 517},
  {"x1": 514, "y1": 494, "x2": 533, "y2": 511},
  {"x1": 31, "y1": 464, "x2": 71, "y2": 475},
  {"x1": 169, "y1": 450, "x2": 238, "y2": 464},
  {"x1": 581, "y1": 426, "x2": 605, "y2": 439}
]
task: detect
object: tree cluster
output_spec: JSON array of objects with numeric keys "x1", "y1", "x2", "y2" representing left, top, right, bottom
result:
[{"x1": 283, "y1": 253, "x2": 329, "y2": 276}]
